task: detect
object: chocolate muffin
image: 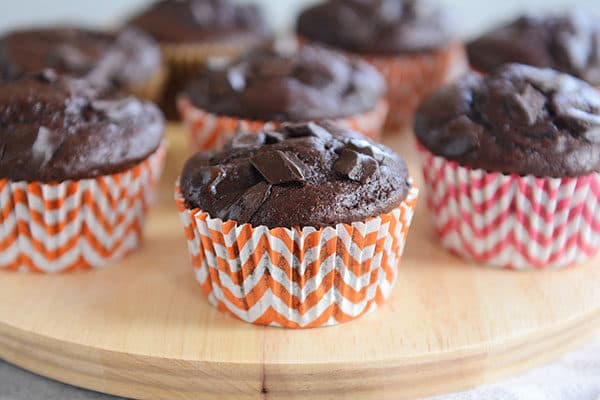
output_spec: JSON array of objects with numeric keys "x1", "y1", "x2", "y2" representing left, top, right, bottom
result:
[
  {"x1": 0, "y1": 71, "x2": 164, "y2": 182},
  {"x1": 296, "y1": 0, "x2": 467, "y2": 130},
  {"x1": 297, "y1": 0, "x2": 453, "y2": 55},
  {"x1": 0, "y1": 27, "x2": 166, "y2": 101},
  {"x1": 467, "y1": 12, "x2": 600, "y2": 86},
  {"x1": 178, "y1": 45, "x2": 388, "y2": 150},
  {"x1": 126, "y1": 0, "x2": 272, "y2": 119},
  {"x1": 176, "y1": 122, "x2": 418, "y2": 327},
  {"x1": 0, "y1": 72, "x2": 166, "y2": 273},
  {"x1": 127, "y1": 0, "x2": 270, "y2": 45},
  {"x1": 415, "y1": 63, "x2": 600, "y2": 177},
  {"x1": 184, "y1": 45, "x2": 385, "y2": 121},
  {"x1": 415, "y1": 63, "x2": 600, "y2": 269},
  {"x1": 180, "y1": 122, "x2": 410, "y2": 228}
]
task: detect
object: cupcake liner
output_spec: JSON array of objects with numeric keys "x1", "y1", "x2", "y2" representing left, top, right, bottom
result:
[
  {"x1": 127, "y1": 63, "x2": 169, "y2": 104},
  {"x1": 364, "y1": 42, "x2": 468, "y2": 131},
  {"x1": 296, "y1": 37, "x2": 468, "y2": 131},
  {"x1": 175, "y1": 184, "x2": 418, "y2": 328},
  {"x1": 177, "y1": 96, "x2": 389, "y2": 151},
  {"x1": 419, "y1": 145, "x2": 600, "y2": 270},
  {"x1": 0, "y1": 144, "x2": 166, "y2": 273},
  {"x1": 161, "y1": 41, "x2": 257, "y2": 75}
]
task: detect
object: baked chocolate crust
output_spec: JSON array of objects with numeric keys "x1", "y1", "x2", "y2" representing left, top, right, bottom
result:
[
  {"x1": 415, "y1": 64, "x2": 600, "y2": 177},
  {"x1": 181, "y1": 122, "x2": 411, "y2": 228},
  {"x1": 0, "y1": 72, "x2": 164, "y2": 182},
  {"x1": 183, "y1": 45, "x2": 385, "y2": 121}
]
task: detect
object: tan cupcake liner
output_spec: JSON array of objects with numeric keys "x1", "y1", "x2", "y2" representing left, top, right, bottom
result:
[
  {"x1": 127, "y1": 63, "x2": 169, "y2": 103},
  {"x1": 160, "y1": 41, "x2": 258, "y2": 76}
]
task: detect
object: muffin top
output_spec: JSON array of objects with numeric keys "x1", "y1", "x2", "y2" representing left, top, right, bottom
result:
[
  {"x1": 180, "y1": 122, "x2": 411, "y2": 228},
  {"x1": 415, "y1": 64, "x2": 600, "y2": 177},
  {"x1": 0, "y1": 27, "x2": 162, "y2": 88},
  {"x1": 183, "y1": 45, "x2": 386, "y2": 121},
  {"x1": 467, "y1": 12, "x2": 600, "y2": 85},
  {"x1": 0, "y1": 71, "x2": 164, "y2": 182},
  {"x1": 127, "y1": 0, "x2": 270, "y2": 44},
  {"x1": 296, "y1": 0, "x2": 453, "y2": 55}
]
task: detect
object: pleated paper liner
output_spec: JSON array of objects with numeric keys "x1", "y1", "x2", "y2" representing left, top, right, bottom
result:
[
  {"x1": 161, "y1": 40, "x2": 264, "y2": 75},
  {"x1": 0, "y1": 144, "x2": 166, "y2": 274},
  {"x1": 127, "y1": 63, "x2": 169, "y2": 104},
  {"x1": 175, "y1": 184, "x2": 418, "y2": 328},
  {"x1": 419, "y1": 145, "x2": 600, "y2": 270},
  {"x1": 297, "y1": 36, "x2": 468, "y2": 132},
  {"x1": 177, "y1": 96, "x2": 389, "y2": 151},
  {"x1": 363, "y1": 42, "x2": 468, "y2": 131}
]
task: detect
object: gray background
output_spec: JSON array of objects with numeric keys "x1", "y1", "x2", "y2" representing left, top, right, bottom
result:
[{"x1": 1, "y1": 0, "x2": 600, "y2": 37}]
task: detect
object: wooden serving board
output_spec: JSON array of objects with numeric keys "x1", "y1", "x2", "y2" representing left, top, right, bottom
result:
[{"x1": 1, "y1": 125, "x2": 600, "y2": 400}]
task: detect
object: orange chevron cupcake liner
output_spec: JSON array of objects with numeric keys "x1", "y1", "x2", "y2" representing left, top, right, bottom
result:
[
  {"x1": 296, "y1": 37, "x2": 468, "y2": 132},
  {"x1": 177, "y1": 96, "x2": 389, "y2": 151},
  {"x1": 363, "y1": 42, "x2": 468, "y2": 131},
  {"x1": 175, "y1": 184, "x2": 418, "y2": 328},
  {"x1": 0, "y1": 145, "x2": 166, "y2": 273}
]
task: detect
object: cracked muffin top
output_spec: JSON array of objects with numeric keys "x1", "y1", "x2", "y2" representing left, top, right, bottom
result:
[
  {"x1": 180, "y1": 122, "x2": 411, "y2": 228},
  {"x1": 297, "y1": 0, "x2": 454, "y2": 55},
  {"x1": 183, "y1": 45, "x2": 386, "y2": 121},
  {"x1": 467, "y1": 12, "x2": 600, "y2": 85},
  {"x1": 0, "y1": 71, "x2": 164, "y2": 182},
  {"x1": 415, "y1": 63, "x2": 600, "y2": 177}
]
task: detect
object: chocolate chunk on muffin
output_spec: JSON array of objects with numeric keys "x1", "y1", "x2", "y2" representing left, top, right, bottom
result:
[
  {"x1": 415, "y1": 63, "x2": 600, "y2": 177},
  {"x1": 0, "y1": 27, "x2": 164, "y2": 99},
  {"x1": 180, "y1": 122, "x2": 410, "y2": 228},
  {"x1": 467, "y1": 12, "x2": 600, "y2": 85},
  {"x1": 183, "y1": 45, "x2": 385, "y2": 121},
  {"x1": 297, "y1": 0, "x2": 453, "y2": 55},
  {"x1": 0, "y1": 72, "x2": 164, "y2": 182}
]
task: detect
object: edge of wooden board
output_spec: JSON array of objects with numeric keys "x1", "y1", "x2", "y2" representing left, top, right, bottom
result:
[{"x1": 1, "y1": 309, "x2": 598, "y2": 400}]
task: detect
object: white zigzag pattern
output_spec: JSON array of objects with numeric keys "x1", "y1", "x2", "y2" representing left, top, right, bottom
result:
[
  {"x1": 421, "y1": 151, "x2": 600, "y2": 269},
  {"x1": 200, "y1": 250, "x2": 385, "y2": 300},
  {"x1": 192, "y1": 218, "x2": 389, "y2": 275},
  {"x1": 179, "y1": 187, "x2": 418, "y2": 327},
  {"x1": 0, "y1": 148, "x2": 163, "y2": 273},
  {"x1": 210, "y1": 284, "x2": 381, "y2": 328},
  {"x1": 194, "y1": 262, "x2": 384, "y2": 328},
  {"x1": 426, "y1": 162, "x2": 595, "y2": 229}
]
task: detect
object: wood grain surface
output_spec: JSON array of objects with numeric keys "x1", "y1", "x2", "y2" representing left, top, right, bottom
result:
[{"x1": 0, "y1": 125, "x2": 599, "y2": 400}]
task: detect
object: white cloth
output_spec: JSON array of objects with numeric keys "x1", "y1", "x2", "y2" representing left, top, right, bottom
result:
[{"x1": 429, "y1": 336, "x2": 600, "y2": 400}]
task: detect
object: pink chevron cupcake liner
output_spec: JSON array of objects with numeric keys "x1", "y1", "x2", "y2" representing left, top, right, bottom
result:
[
  {"x1": 177, "y1": 96, "x2": 389, "y2": 151},
  {"x1": 419, "y1": 146, "x2": 600, "y2": 270},
  {"x1": 175, "y1": 184, "x2": 418, "y2": 328},
  {"x1": 0, "y1": 144, "x2": 166, "y2": 273}
]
